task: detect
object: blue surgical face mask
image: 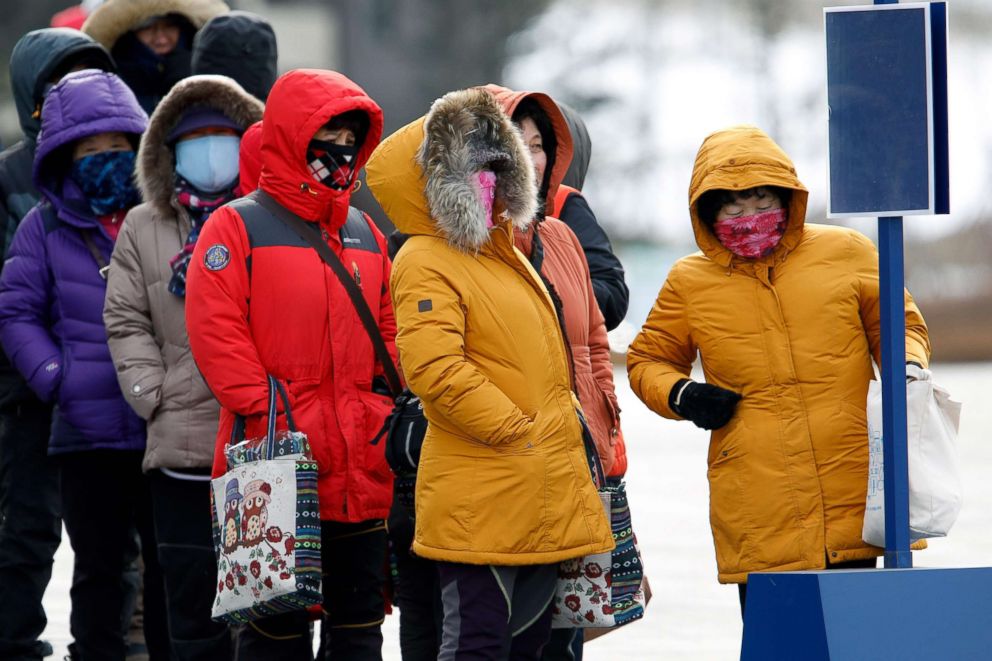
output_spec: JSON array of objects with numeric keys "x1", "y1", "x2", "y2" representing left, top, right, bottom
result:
[
  {"x1": 174, "y1": 134, "x2": 241, "y2": 193},
  {"x1": 69, "y1": 150, "x2": 141, "y2": 216}
]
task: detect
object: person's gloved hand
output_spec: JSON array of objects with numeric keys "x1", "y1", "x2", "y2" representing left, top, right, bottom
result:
[{"x1": 669, "y1": 379, "x2": 742, "y2": 430}]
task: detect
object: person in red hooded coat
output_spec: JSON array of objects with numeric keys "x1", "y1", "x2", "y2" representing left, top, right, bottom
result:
[{"x1": 186, "y1": 68, "x2": 396, "y2": 659}]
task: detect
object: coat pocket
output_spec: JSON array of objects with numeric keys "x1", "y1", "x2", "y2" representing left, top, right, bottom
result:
[{"x1": 706, "y1": 417, "x2": 751, "y2": 574}]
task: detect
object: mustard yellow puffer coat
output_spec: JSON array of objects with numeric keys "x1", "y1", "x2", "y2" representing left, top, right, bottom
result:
[
  {"x1": 366, "y1": 88, "x2": 613, "y2": 566},
  {"x1": 627, "y1": 125, "x2": 930, "y2": 583}
]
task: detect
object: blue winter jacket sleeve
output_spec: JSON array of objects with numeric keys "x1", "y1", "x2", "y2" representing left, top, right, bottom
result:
[{"x1": 0, "y1": 207, "x2": 62, "y2": 401}]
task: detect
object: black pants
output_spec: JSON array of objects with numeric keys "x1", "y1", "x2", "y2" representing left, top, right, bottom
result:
[
  {"x1": 737, "y1": 556, "x2": 879, "y2": 617},
  {"x1": 436, "y1": 562, "x2": 556, "y2": 660},
  {"x1": 0, "y1": 399, "x2": 60, "y2": 661},
  {"x1": 59, "y1": 450, "x2": 170, "y2": 660},
  {"x1": 542, "y1": 628, "x2": 584, "y2": 660},
  {"x1": 388, "y1": 491, "x2": 442, "y2": 661},
  {"x1": 148, "y1": 470, "x2": 231, "y2": 660},
  {"x1": 234, "y1": 518, "x2": 388, "y2": 660}
]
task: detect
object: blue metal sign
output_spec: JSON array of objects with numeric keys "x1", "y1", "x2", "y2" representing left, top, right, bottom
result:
[
  {"x1": 825, "y1": 2, "x2": 949, "y2": 216},
  {"x1": 741, "y1": 568, "x2": 992, "y2": 660}
]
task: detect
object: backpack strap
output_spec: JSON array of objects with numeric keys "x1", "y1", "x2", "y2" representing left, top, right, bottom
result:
[
  {"x1": 80, "y1": 230, "x2": 110, "y2": 280},
  {"x1": 551, "y1": 184, "x2": 580, "y2": 219}
]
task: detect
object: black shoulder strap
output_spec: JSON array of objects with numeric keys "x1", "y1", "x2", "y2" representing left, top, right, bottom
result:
[
  {"x1": 252, "y1": 190, "x2": 403, "y2": 397},
  {"x1": 80, "y1": 230, "x2": 109, "y2": 280}
]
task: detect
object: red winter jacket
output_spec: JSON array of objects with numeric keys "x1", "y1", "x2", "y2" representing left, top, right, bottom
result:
[{"x1": 186, "y1": 69, "x2": 396, "y2": 522}]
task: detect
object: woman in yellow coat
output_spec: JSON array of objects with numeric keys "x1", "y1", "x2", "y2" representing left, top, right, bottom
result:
[
  {"x1": 366, "y1": 88, "x2": 612, "y2": 657},
  {"x1": 627, "y1": 125, "x2": 930, "y2": 613}
]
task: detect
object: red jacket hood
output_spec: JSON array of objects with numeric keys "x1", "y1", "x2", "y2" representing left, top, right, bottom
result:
[
  {"x1": 238, "y1": 119, "x2": 263, "y2": 195},
  {"x1": 259, "y1": 69, "x2": 384, "y2": 227}
]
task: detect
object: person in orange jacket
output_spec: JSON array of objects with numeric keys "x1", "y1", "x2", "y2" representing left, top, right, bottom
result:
[
  {"x1": 494, "y1": 83, "x2": 624, "y2": 661},
  {"x1": 627, "y1": 125, "x2": 930, "y2": 615}
]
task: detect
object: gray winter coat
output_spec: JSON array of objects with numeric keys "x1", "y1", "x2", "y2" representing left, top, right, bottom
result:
[{"x1": 103, "y1": 75, "x2": 263, "y2": 470}]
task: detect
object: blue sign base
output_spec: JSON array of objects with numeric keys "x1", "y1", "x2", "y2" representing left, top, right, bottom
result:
[{"x1": 740, "y1": 567, "x2": 992, "y2": 660}]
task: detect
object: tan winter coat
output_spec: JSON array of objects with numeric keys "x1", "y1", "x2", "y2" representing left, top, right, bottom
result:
[{"x1": 103, "y1": 75, "x2": 262, "y2": 471}]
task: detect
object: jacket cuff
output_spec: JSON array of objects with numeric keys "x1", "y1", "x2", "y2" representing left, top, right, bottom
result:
[
  {"x1": 28, "y1": 356, "x2": 62, "y2": 403},
  {"x1": 905, "y1": 338, "x2": 930, "y2": 369}
]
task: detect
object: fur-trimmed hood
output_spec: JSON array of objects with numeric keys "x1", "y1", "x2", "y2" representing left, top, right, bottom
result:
[
  {"x1": 480, "y1": 84, "x2": 573, "y2": 218},
  {"x1": 83, "y1": 0, "x2": 229, "y2": 50},
  {"x1": 137, "y1": 74, "x2": 263, "y2": 207},
  {"x1": 367, "y1": 88, "x2": 537, "y2": 253}
]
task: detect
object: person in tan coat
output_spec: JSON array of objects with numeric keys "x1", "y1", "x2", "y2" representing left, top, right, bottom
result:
[
  {"x1": 103, "y1": 74, "x2": 262, "y2": 658},
  {"x1": 367, "y1": 88, "x2": 612, "y2": 658},
  {"x1": 627, "y1": 125, "x2": 930, "y2": 615}
]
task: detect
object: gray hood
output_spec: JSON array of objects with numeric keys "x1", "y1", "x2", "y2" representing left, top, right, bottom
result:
[
  {"x1": 191, "y1": 11, "x2": 278, "y2": 101},
  {"x1": 557, "y1": 101, "x2": 591, "y2": 190},
  {"x1": 9, "y1": 28, "x2": 115, "y2": 141}
]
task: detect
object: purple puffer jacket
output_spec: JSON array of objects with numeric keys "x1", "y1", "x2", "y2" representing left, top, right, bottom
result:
[{"x1": 0, "y1": 70, "x2": 148, "y2": 454}]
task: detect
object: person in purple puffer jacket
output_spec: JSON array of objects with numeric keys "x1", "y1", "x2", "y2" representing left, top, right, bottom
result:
[{"x1": 0, "y1": 68, "x2": 170, "y2": 660}]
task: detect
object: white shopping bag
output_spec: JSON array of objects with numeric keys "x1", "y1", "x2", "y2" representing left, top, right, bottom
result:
[{"x1": 863, "y1": 364, "x2": 963, "y2": 547}]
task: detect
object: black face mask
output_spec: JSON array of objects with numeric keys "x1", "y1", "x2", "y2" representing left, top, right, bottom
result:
[{"x1": 306, "y1": 139, "x2": 358, "y2": 190}]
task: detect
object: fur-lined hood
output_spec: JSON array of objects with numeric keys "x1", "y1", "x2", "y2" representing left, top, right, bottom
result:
[
  {"x1": 137, "y1": 74, "x2": 263, "y2": 207},
  {"x1": 480, "y1": 84, "x2": 573, "y2": 218},
  {"x1": 83, "y1": 0, "x2": 228, "y2": 50},
  {"x1": 367, "y1": 88, "x2": 536, "y2": 252}
]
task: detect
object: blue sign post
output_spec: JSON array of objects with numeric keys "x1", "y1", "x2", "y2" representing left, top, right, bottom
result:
[
  {"x1": 825, "y1": 0, "x2": 950, "y2": 568},
  {"x1": 739, "y1": 3, "x2": 992, "y2": 658}
]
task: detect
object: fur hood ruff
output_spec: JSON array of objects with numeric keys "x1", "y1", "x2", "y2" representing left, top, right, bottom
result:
[
  {"x1": 367, "y1": 88, "x2": 537, "y2": 253},
  {"x1": 418, "y1": 88, "x2": 537, "y2": 252},
  {"x1": 83, "y1": 0, "x2": 229, "y2": 50},
  {"x1": 137, "y1": 74, "x2": 263, "y2": 207}
]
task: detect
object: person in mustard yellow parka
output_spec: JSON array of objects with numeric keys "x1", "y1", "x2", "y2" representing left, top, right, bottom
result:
[
  {"x1": 366, "y1": 88, "x2": 612, "y2": 658},
  {"x1": 627, "y1": 125, "x2": 930, "y2": 615}
]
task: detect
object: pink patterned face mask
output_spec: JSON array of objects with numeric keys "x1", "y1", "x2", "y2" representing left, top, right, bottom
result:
[
  {"x1": 473, "y1": 170, "x2": 498, "y2": 228},
  {"x1": 712, "y1": 208, "x2": 787, "y2": 259}
]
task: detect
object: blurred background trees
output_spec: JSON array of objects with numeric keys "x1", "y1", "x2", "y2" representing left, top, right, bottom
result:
[{"x1": 3, "y1": 0, "x2": 990, "y2": 359}]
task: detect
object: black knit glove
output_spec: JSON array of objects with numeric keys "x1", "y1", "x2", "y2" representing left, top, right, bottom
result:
[{"x1": 669, "y1": 379, "x2": 742, "y2": 430}]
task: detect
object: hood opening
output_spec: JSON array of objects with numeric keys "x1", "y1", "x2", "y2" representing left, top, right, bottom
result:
[
  {"x1": 257, "y1": 69, "x2": 383, "y2": 226},
  {"x1": 415, "y1": 88, "x2": 538, "y2": 252},
  {"x1": 480, "y1": 84, "x2": 573, "y2": 219},
  {"x1": 688, "y1": 125, "x2": 809, "y2": 266}
]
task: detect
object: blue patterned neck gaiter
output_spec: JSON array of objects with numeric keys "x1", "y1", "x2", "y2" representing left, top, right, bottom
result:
[{"x1": 69, "y1": 150, "x2": 141, "y2": 216}]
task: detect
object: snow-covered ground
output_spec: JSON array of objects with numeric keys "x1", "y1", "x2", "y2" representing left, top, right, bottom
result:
[{"x1": 42, "y1": 362, "x2": 992, "y2": 660}]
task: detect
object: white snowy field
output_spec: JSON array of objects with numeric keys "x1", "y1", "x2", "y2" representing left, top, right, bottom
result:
[{"x1": 42, "y1": 362, "x2": 992, "y2": 660}]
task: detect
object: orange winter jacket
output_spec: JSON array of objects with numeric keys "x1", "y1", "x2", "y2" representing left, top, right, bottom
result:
[
  {"x1": 627, "y1": 125, "x2": 930, "y2": 583},
  {"x1": 366, "y1": 88, "x2": 612, "y2": 565},
  {"x1": 550, "y1": 185, "x2": 629, "y2": 477},
  {"x1": 485, "y1": 84, "x2": 625, "y2": 477}
]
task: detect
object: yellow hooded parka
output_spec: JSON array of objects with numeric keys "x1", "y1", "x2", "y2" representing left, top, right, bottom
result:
[
  {"x1": 627, "y1": 125, "x2": 930, "y2": 583},
  {"x1": 366, "y1": 89, "x2": 613, "y2": 566}
]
